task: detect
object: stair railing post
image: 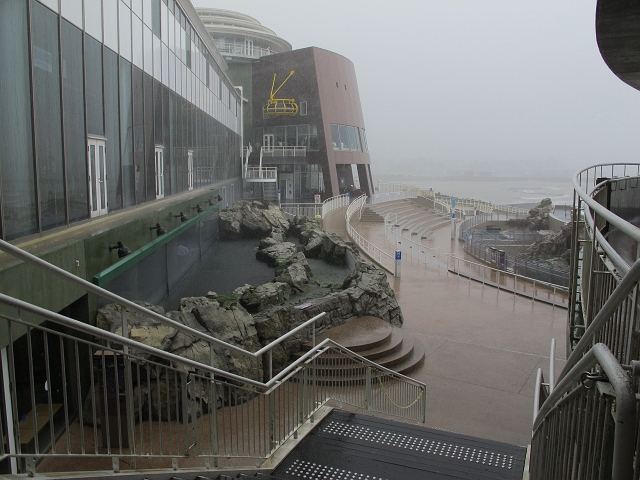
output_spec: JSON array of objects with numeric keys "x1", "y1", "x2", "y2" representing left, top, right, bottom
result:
[
  {"x1": 269, "y1": 390, "x2": 275, "y2": 453},
  {"x1": 121, "y1": 309, "x2": 136, "y2": 461},
  {"x1": 365, "y1": 366, "x2": 372, "y2": 411},
  {"x1": 209, "y1": 345, "x2": 218, "y2": 467}
]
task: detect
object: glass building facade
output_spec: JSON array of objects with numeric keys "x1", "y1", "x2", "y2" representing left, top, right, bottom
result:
[{"x1": 0, "y1": 0, "x2": 241, "y2": 242}]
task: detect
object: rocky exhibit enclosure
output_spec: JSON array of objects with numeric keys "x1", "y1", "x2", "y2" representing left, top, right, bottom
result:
[{"x1": 93, "y1": 200, "x2": 403, "y2": 422}]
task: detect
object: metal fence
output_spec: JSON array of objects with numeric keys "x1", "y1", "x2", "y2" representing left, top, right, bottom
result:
[
  {"x1": 530, "y1": 163, "x2": 640, "y2": 480},
  {"x1": 446, "y1": 254, "x2": 569, "y2": 308},
  {"x1": 0, "y1": 238, "x2": 427, "y2": 476},
  {"x1": 345, "y1": 195, "x2": 396, "y2": 273},
  {"x1": 0, "y1": 301, "x2": 426, "y2": 476}
]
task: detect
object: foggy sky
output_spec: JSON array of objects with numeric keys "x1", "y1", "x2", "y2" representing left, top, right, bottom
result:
[{"x1": 193, "y1": 0, "x2": 640, "y2": 176}]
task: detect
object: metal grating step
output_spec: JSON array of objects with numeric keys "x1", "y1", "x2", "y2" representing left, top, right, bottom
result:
[{"x1": 272, "y1": 410, "x2": 526, "y2": 480}]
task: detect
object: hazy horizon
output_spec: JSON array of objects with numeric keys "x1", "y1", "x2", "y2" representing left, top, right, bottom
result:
[{"x1": 194, "y1": 0, "x2": 640, "y2": 177}]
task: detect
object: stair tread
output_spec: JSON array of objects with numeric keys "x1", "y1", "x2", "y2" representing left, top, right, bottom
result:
[{"x1": 302, "y1": 316, "x2": 392, "y2": 352}]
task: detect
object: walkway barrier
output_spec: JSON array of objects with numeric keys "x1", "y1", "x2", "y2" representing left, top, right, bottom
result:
[
  {"x1": 345, "y1": 195, "x2": 395, "y2": 273},
  {"x1": 458, "y1": 211, "x2": 527, "y2": 240},
  {"x1": 0, "y1": 238, "x2": 426, "y2": 476},
  {"x1": 368, "y1": 191, "x2": 416, "y2": 204},
  {"x1": 281, "y1": 203, "x2": 322, "y2": 218},
  {"x1": 377, "y1": 181, "x2": 530, "y2": 215},
  {"x1": 384, "y1": 223, "x2": 441, "y2": 267},
  {"x1": 446, "y1": 254, "x2": 569, "y2": 308},
  {"x1": 321, "y1": 193, "x2": 351, "y2": 217},
  {"x1": 529, "y1": 163, "x2": 640, "y2": 480}
]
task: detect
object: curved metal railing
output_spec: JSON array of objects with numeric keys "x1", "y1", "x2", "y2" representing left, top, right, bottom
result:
[{"x1": 530, "y1": 163, "x2": 640, "y2": 480}]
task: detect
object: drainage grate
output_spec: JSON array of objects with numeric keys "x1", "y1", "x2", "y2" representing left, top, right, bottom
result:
[
  {"x1": 285, "y1": 459, "x2": 388, "y2": 480},
  {"x1": 321, "y1": 420, "x2": 516, "y2": 470}
]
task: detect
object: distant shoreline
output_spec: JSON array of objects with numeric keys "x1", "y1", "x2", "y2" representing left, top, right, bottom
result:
[{"x1": 374, "y1": 174, "x2": 572, "y2": 183}]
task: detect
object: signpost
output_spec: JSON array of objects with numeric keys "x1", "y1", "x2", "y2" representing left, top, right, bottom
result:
[
  {"x1": 395, "y1": 249, "x2": 402, "y2": 278},
  {"x1": 451, "y1": 198, "x2": 457, "y2": 239}
]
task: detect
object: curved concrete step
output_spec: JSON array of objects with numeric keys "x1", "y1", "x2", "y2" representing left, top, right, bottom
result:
[{"x1": 302, "y1": 316, "x2": 392, "y2": 353}]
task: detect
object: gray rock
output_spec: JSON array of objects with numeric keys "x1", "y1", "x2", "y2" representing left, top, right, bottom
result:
[
  {"x1": 256, "y1": 241, "x2": 298, "y2": 267},
  {"x1": 239, "y1": 282, "x2": 292, "y2": 313},
  {"x1": 219, "y1": 200, "x2": 290, "y2": 239},
  {"x1": 276, "y1": 262, "x2": 310, "y2": 292}
]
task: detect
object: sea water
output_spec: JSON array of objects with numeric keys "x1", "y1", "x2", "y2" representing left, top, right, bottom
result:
[{"x1": 374, "y1": 176, "x2": 573, "y2": 207}]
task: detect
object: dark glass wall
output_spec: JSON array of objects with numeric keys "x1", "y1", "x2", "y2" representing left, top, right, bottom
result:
[
  {"x1": 0, "y1": 0, "x2": 241, "y2": 241},
  {"x1": 62, "y1": 20, "x2": 88, "y2": 223},
  {"x1": 32, "y1": 1, "x2": 66, "y2": 231},
  {"x1": 104, "y1": 48, "x2": 123, "y2": 211},
  {"x1": 0, "y1": 0, "x2": 37, "y2": 240}
]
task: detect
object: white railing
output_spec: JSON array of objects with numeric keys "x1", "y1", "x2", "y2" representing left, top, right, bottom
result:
[
  {"x1": 345, "y1": 195, "x2": 395, "y2": 273},
  {"x1": 244, "y1": 166, "x2": 278, "y2": 180},
  {"x1": 281, "y1": 203, "x2": 322, "y2": 218},
  {"x1": 262, "y1": 146, "x2": 306, "y2": 157},
  {"x1": 446, "y1": 254, "x2": 569, "y2": 308},
  {"x1": 458, "y1": 211, "x2": 527, "y2": 239},
  {"x1": 213, "y1": 41, "x2": 274, "y2": 59},
  {"x1": 321, "y1": 193, "x2": 351, "y2": 217},
  {"x1": 377, "y1": 181, "x2": 530, "y2": 215},
  {"x1": 384, "y1": 222, "x2": 442, "y2": 267},
  {"x1": 368, "y1": 191, "x2": 417, "y2": 204}
]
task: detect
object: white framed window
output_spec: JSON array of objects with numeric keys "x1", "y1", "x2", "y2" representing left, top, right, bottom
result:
[
  {"x1": 187, "y1": 149, "x2": 194, "y2": 190},
  {"x1": 300, "y1": 101, "x2": 307, "y2": 116},
  {"x1": 155, "y1": 146, "x2": 164, "y2": 199},
  {"x1": 87, "y1": 137, "x2": 108, "y2": 217}
]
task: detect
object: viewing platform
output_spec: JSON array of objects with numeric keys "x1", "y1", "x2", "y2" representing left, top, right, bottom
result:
[{"x1": 322, "y1": 205, "x2": 566, "y2": 446}]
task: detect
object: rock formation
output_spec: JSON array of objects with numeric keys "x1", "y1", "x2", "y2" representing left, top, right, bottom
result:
[
  {"x1": 507, "y1": 198, "x2": 554, "y2": 231},
  {"x1": 93, "y1": 204, "x2": 405, "y2": 419}
]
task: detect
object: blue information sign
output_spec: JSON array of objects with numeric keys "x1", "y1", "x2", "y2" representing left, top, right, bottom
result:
[{"x1": 395, "y1": 251, "x2": 401, "y2": 260}]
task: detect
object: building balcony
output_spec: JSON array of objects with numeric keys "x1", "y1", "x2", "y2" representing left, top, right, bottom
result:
[
  {"x1": 244, "y1": 166, "x2": 278, "y2": 181},
  {"x1": 214, "y1": 41, "x2": 275, "y2": 59},
  {"x1": 262, "y1": 146, "x2": 307, "y2": 157}
]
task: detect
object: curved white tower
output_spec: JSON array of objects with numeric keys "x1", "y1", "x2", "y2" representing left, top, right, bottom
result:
[{"x1": 196, "y1": 8, "x2": 292, "y2": 62}]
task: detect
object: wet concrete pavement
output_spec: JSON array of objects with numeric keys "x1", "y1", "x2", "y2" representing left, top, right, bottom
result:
[{"x1": 322, "y1": 206, "x2": 566, "y2": 446}]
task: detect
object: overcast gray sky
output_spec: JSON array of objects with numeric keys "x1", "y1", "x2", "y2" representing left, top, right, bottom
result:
[{"x1": 194, "y1": 0, "x2": 640, "y2": 176}]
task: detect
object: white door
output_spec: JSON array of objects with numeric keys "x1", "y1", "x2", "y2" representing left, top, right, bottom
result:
[
  {"x1": 155, "y1": 147, "x2": 164, "y2": 199},
  {"x1": 263, "y1": 134, "x2": 274, "y2": 152},
  {"x1": 244, "y1": 39, "x2": 254, "y2": 56},
  {"x1": 87, "y1": 138, "x2": 107, "y2": 217},
  {"x1": 187, "y1": 150, "x2": 194, "y2": 191}
]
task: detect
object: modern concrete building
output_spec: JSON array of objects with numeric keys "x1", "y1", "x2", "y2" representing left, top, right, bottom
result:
[
  {"x1": 195, "y1": 8, "x2": 373, "y2": 202},
  {"x1": 0, "y1": 0, "x2": 242, "y2": 327},
  {"x1": 251, "y1": 47, "x2": 373, "y2": 201}
]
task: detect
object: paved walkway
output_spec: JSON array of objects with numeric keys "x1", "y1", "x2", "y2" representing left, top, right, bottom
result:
[{"x1": 323, "y1": 207, "x2": 566, "y2": 446}]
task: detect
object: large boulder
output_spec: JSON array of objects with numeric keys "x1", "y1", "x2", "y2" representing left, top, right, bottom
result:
[
  {"x1": 219, "y1": 200, "x2": 289, "y2": 240},
  {"x1": 255, "y1": 241, "x2": 298, "y2": 267},
  {"x1": 507, "y1": 198, "x2": 554, "y2": 231},
  {"x1": 237, "y1": 282, "x2": 292, "y2": 313},
  {"x1": 320, "y1": 233, "x2": 349, "y2": 265}
]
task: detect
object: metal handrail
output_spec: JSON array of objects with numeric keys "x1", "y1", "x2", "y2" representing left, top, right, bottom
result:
[
  {"x1": 0, "y1": 239, "x2": 324, "y2": 363},
  {"x1": 532, "y1": 343, "x2": 635, "y2": 480},
  {"x1": 559, "y1": 258, "x2": 640, "y2": 379}
]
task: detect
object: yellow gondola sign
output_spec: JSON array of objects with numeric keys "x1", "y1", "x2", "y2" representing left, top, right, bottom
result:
[{"x1": 263, "y1": 70, "x2": 298, "y2": 117}]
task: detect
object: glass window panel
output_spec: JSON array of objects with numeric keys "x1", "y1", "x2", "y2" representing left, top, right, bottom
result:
[
  {"x1": 297, "y1": 125, "x2": 309, "y2": 148},
  {"x1": 38, "y1": 0, "x2": 59, "y2": 12},
  {"x1": 338, "y1": 125, "x2": 349, "y2": 150},
  {"x1": 362, "y1": 128, "x2": 368, "y2": 152},
  {"x1": 131, "y1": 0, "x2": 141, "y2": 19},
  {"x1": 162, "y1": 43, "x2": 168, "y2": 85},
  {"x1": 142, "y1": 0, "x2": 151, "y2": 26},
  {"x1": 120, "y1": 58, "x2": 135, "y2": 206},
  {"x1": 121, "y1": 0, "x2": 130, "y2": 7},
  {"x1": 84, "y1": 0, "x2": 102, "y2": 41},
  {"x1": 169, "y1": 50, "x2": 175, "y2": 90},
  {"x1": 355, "y1": 127, "x2": 363, "y2": 151},
  {"x1": 132, "y1": 66, "x2": 145, "y2": 203},
  {"x1": 62, "y1": 21, "x2": 88, "y2": 223},
  {"x1": 144, "y1": 73, "x2": 154, "y2": 201},
  {"x1": 131, "y1": 13, "x2": 143, "y2": 68},
  {"x1": 61, "y1": 0, "x2": 83, "y2": 29},
  {"x1": 330, "y1": 124, "x2": 339, "y2": 150},
  {"x1": 286, "y1": 126, "x2": 296, "y2": 147},
  {"x1": 309, "y1": 124, "x2": 319, "y2": 151},
  {"x1": 119, "y1": 3, "x2": 132, "y2": 61},
  {"x1": 104, "y1": 48, "x2": 122, "y2": 211},
  {"x1": 143, "y1": 24, "x2": 153, "y2": 75},
  {"x1": 168, "y1": 11, "x2": 175, "y2": 51},
  {"x1": 160, "y1": 2, "x2": 168, "y2": 45},
  {"x1": 85, "y1": 35, "x2": 104, "y2": 135},
  {"x1": 274, "y1": 127, "x2": 284, "y2": 147},
  {"x1": 153, "y1": 34, "x2": 161, "y2": 81},
  {"x1": 0, "y1": 0, "x2": 37, "y2": 240},
  {"x1": 348, "y1": 126, "x2": 358, "y2": 151},
  {"x1": 32, "y1": 2, "x2": 66, "y2": 230},
  {"x1": 103, "y1": 0, "x2": 118, "y2": 52},
  {"x1": 151, "y1": 0, "x2": 161, "y2": 36}
]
